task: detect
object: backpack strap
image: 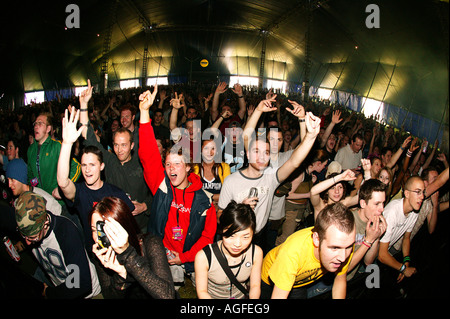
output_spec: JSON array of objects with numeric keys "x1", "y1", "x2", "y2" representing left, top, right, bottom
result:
[
  {"x1": 211, "y1": 242, "x2": 249, "y2": 298},
  {"x1": 203, "y1": 244, "x2": 212, "y2": 267}
]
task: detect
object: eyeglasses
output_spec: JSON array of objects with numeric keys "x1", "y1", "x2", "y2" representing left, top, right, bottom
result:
[
  {"x1": 406, "y1": 189, "x2": 425, "y2": 196},
  {"x1": 33, "y1": 121, "x2": 47, "y2": 127}
]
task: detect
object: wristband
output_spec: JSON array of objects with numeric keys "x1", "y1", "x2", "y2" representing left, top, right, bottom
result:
[
  {"x1": 299, "y1": 118, "x2": 305, "y2": 123},
  {"x1": 406, "y1": 150, "x2": 412, "y2": 157},
  {"x1": 400, "y1": 146, "x2": 405, "y2": 151},
  {"x1": 80, "y1": 108, "x2": 88, "y2": 111},
  {"x1": 403, "y1": 256, "x2": 410, "y2": 263},
  {"x1": 238, "y1": 95, "x2": 244, "y2": 99},
  {"x1": 362, "y1": 238, "x2": 372, "y2": 248},
  {"x1": 399, "y1": 263, "x2": 406, "y2": 273}
]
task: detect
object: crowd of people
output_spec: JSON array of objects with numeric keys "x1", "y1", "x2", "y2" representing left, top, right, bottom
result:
[{"x1": 0, "y1": 79, "x2": 448, "y2": 299}]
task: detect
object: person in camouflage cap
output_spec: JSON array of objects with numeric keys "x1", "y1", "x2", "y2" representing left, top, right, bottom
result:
[{"x1": 14, "y1": 191, "x2": 48, "y2": 238}]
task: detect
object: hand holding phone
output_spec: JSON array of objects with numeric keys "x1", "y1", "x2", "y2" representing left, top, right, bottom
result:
[{"x1": 96, "y1": 221, "x2": 111, "y2": 249}]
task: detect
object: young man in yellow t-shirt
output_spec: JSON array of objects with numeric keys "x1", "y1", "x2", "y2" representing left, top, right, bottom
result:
[{"x1": 261, "y1": 202, "x2": 356, "y2": 299}]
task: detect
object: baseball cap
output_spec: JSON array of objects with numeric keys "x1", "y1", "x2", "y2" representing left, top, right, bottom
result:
[
  {"x1": 14, "y1": 191, "x2": 47, "y2": 237},
  {"x1": 325, "y1": 161, "x2": 342, "y2": 178}
]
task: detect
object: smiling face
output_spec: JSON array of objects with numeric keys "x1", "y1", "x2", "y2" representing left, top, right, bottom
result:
[
  {"x1": 222, "y1": 227, "x2": 253, "y2": 257},
  {"x1": 313, "y1": 224, "x2": 355, "y2": 273},
  {"x1": 165, "y1": 153, "x2": 191, "y2": 189},
  {"x1": 81, "y1": 153, "x2": 105, "y2": 188},
  {"x1": 113, "y1": 131, "x2": 134, "y2": 164},
  {"x1": 247, "y1": 139, "x2": 270, "y2": 172},
  {"x1": 120, "y1": 109, "x2": 135, "y2": 130},
  {"x1": 328, "y1": 183, "x2": 345, "y2": 203},
  {"x1": 201, "y1": 140, "x2": 216, "y2": 163}
]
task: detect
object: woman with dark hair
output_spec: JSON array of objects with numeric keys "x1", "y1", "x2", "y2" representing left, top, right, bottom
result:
[
  {"x1": 193, "y1": 138, "x2": 231, "y2": 211},
  {"x1": 90, "y1": 196, "x2": 175, "y2": 299},
  {"x1": 309, "y1": 169, "x2": 359, "y2": 220},
  {"x1": 194, "y1": 201, "x2": 263, "y2": 299}
]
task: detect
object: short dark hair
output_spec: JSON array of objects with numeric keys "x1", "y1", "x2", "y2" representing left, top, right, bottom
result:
[
  {"x1": 352, "y1": 133, "x2": 364, "y2": 143},
  {"x1": 312, "y1": 202, "x2": 355, "y2": 243},
  {"x1": 219, "y1": 201, "x2": 256, "y2": 237},
  {"x1": 358, "y1": 179, "x2": 386, "y2": 204},
  {"x1": 81, "y1": 145, "x2": 103, "y2": 164}
]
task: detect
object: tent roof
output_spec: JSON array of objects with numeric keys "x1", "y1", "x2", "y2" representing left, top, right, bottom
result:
[{"x1": 0, "y1": 0, "x2": 448, "y2": 125}]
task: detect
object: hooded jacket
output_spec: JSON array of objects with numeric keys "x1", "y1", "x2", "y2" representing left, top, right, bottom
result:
[{"x1": 139, "y1": 121, "x2": 217, "y2": 273}]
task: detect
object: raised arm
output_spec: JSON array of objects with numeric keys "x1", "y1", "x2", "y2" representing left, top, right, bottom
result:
[
  {"x1": 425, "y1": 167, "x2": 449, "y2": 198},
  {"x1": 231, "y1": 83, "x2": 246, "y2": 120},
  {"x1": 138, "y1": 86, "x2": 167, "y2": 195},
  {"x1": 57, "y1": 109, "x2": 84, "y2": 201},
  {"x1": 78, "y1": 79, "x2": 93, "y2": 139},
  {"x1": 169, "y1": 92, "x2": 183, "y2": 130},
  {"x1": 320, "y1": 110, "x2": 343, "y2": 148},
  {"x1": 309, "y1": 169, "x2": 356, "y2": 208},
  {"x1": 211, "y1": 82, "x2": 227, "y2": 122},
  {"x1": 286, "y1": 100, "x2": 307, "y2": 143},
  {"x1": 242, "y1": 95, "x2": 277, "y2": 151},
  {"x1": 386, "y1": 135, "x2": 412, "y2": 169},
  {"x1": 277, "y1": 112, "x2": 321, "y2": 183}
]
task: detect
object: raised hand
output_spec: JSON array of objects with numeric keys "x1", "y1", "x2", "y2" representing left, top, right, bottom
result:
[
  {"x1": 409, "y1": 137, "x2": 420, "y2": 152},
  {"x1": 139, "y1": 84, "x2": 158, "y2": 111},
  {"x1": 79, "y1": 79, "x2": 93, "y2": 105},
  {"x1": 62, "y1": 109, "x2": 83, "y2": 145},
  {"x1": 304, "y1": 112, "x2": 321, "y2": 138},
  {"x1": 215, "y1": 82, "x2": 228, "y2": 95},
  {"x1": 266, "y1": 88, "x2": 275, "y2": 100},
  {"x1": 231, "y1": 83, "x2": 243, "y2": 96},
  {"x1": 104, "y1": 217, "x2": 130, "y2": 255},
  {"x1": 340, "y1": 169, "x2": 357, "y2": 182},
  {"x1": 169, "y1": 92, "x2": 183, "y2": 109},
  {"x1": 331, "y1": 110, "x2": 343, "y2": 124},
  {"x1": 256, "y1": 95, "x2": 277, "y2": 112},
  {"x1": 286, "y1": 100, "x2": 305, "y2": 119},
  {"x1": 361, "y1": 158, "x2": 371, "y2": 173}
]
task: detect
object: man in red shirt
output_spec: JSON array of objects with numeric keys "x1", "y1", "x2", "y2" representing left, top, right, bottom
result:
[{"x1": 138, "y1": 85, "x2": 217, "y2": 288}]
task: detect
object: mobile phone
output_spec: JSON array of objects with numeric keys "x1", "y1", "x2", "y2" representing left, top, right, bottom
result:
[
  {"x1": 248, "y1": 187, "x2": 258, "y2": 198},
  {"x1": 96, "y1": 221, "x2": 111, "y2": 249}
]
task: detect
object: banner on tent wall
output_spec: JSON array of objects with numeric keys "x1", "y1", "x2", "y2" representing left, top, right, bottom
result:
[{"x1": 309, "y1": 86, "x2": 444, "y2": 146}]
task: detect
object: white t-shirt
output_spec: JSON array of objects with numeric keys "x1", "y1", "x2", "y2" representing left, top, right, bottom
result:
[
  {"x1": 380, "y1": 198, "x2": 419, "y2": 249},
  {"x1": 335, "y1": 144, "x2": 362, "y2": 170},
  {"x1": 218, "y1": 166, "x2": 280, "y2": 233},
  {"x1": 268, "y1": 150, "x2": 294, "y2": 220}
]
